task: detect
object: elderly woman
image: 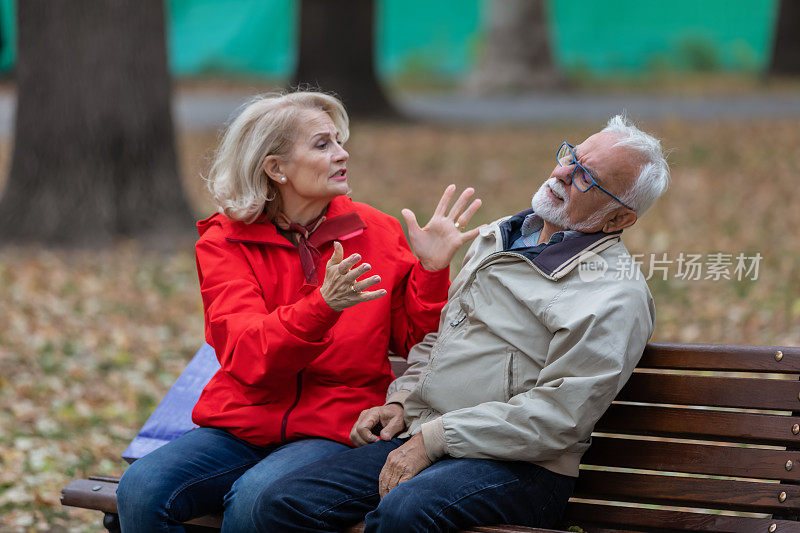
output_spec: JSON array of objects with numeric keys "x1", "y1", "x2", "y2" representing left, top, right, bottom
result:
[{"x1": 116, "y1": 91, "x2": 481, "y2": 531}]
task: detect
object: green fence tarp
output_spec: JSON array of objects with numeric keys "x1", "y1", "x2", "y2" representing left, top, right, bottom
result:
[
  {"x1": 549, "y1": 0, "x2": 779, "y2": 74},
  {"x1": 0, "y1": 0, "x2": 781, "y2": 78}
]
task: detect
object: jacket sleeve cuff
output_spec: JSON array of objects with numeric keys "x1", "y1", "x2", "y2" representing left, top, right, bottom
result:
[
  {"x1": 420, "y1": 418, "x2": 448, "y2": 462},
  {"x1": 279, "y1": 288, "x2": 342, "y2": 341},
  {"x1": 385, "y1": 390, "x2": 412, "y2": 406},
  {"x1": 409, "y1": 261, "x2": 450, "y2": 303}
]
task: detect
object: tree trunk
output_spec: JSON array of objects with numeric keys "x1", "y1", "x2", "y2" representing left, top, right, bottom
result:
[
  {"x1": 467, "y1": 0, "x2": 564, "y2": 94},
  {"x1": 769, "y1": 0, "x2": 800, "y2": 75},
  {"x1": 293, "y1": 0, "x2": 397, "y2": 118},
  {"x1": 0, "y1": 0, "x2": 195, "y2": 247}
]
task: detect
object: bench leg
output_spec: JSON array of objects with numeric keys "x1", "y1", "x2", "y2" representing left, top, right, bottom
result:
[{"x1": 102, "y1": 512, "x2": 121, "y2": 533}]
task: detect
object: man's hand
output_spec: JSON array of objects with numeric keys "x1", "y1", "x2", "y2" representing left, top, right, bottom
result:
[
  {"x1": 378, "y1": 433, "x2": 432, "y2": 498},
  {"x1": 350, "y1": 403, "x2": 406, "y2": 446}
]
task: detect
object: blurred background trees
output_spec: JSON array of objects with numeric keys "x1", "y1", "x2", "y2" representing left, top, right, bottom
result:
[
  {"x1": 0, "y1": 0, "x2": 794, "y2": 248},
  {"x1": 0, "y1": 0, "x2": 193, "y2": 247},
  {"x1": 293, "y1": 0, "x2": 396, "y2": 117},
  {"x1": 769, "y1": 0, "x2": 800, "y2": 75},
  {"x1": 467, "y1": 0, "x2": 564, "y2": 93}
]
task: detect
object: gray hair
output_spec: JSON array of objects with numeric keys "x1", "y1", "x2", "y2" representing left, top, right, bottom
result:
[
  {"x1": 206, "y1": 91, "x2": 349, "y2": 222},
  {"x1": 602, "y1": 114, "x2": 670, "y2": 215}
]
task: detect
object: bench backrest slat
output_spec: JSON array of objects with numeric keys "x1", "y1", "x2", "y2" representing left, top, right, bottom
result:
[
  {"x1": 617, "y1": 372, "x2": 800, "y2": 410},
  {"x1": 596, "y1": 404, "x2": 800, "y2": 445},
  {"x1": 565, "y1": 502, "x2": 800, "y2": 532},
  {"x1": 582, "y1": 436, "x2": 800, "y2": 482},
  {"x1": 389, "y1": 358, "x2": 410, "y2": 378},
  {"x1": 575, "y1": 470, "x2": 800, "y2": 513},
  {"x1": 642, "y1": 343, "x2": 800, "y2": 372}
]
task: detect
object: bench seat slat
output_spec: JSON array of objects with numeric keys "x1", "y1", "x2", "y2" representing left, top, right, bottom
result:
[
  {"x1": 641, "y1": 343, "x2": 800, "y2": 372},
  {"x1": 574, "y1": 470, "x2": 800, "y2": 512},
  {"x1": 61, "y1": 479, "x2": 118, "y2": 515},
  {"x1": 583, "y1": 436, "x2": 800, "y2": 481},
  {"x1": 596, "y1": 404, "x2": 800, "y2": 445},
  {"x1": 62, "y1": 478, "x2": 226, "y2": 528},
  {"x1": 618, "y1": 373, "x2": 800, "y2": 410},
  {"x1": 563, "y1": 502, "x2": 800, "y2": 532}
]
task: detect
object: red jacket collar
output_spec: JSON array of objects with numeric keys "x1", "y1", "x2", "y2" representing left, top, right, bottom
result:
[{"x1": 197, "y1": 196, "x2": 365, "y2": 246}]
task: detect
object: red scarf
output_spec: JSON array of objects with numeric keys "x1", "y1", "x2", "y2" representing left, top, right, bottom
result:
[{"x1": 274, "y1": 211, "x2": 366, "y2": 285}]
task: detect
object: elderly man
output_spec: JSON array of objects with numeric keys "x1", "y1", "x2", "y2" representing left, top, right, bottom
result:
[{"x1": 256, "y1": 115, "x2": 670, "y2": 532}]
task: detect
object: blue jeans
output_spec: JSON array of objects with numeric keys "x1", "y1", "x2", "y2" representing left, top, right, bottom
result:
[
  {"x1": 116, "y1": 427, "x2": 349, "y2": 532},
  {"x1": 256, "y1": 438, "x2": 576, "y2": 532}
]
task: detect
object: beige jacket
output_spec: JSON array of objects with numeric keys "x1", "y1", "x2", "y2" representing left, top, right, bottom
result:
[{"x1": 386, "y1": 212, "x2": 655, "y2": 477}]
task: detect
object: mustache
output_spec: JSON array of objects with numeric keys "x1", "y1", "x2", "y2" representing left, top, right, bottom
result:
[{"x1": 545, "y1": 179, "x2": 568, "y2": 203}]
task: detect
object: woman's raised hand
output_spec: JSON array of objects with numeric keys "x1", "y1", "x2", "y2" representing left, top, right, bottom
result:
[
  {"x1": 401, "y1": 185, "x2": 483, "y2": 271},
  {"x1": 320, "y1": 242, "x2": 386, "y2": 311}
]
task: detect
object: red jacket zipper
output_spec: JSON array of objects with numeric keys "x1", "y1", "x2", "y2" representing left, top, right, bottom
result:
[{"x1": 281, "y1": 370, "x2": 304, "y2": 442}]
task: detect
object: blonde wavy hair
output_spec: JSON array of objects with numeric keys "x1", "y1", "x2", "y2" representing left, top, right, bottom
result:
[{"x1": 206, "y1": 91, "x2": 350, "y2": 222}]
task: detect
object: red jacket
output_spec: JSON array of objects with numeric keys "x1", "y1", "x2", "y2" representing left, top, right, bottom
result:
[{"x1": 191, "y1": 196, "x2": 450, "y2": 447}]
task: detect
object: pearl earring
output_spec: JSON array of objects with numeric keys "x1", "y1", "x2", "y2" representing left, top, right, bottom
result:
[{"x1": 280, "y1": 177, "x2": 287, "y2": 183}]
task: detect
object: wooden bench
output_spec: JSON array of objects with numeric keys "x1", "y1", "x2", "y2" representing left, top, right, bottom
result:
[{"x1": 62, "y1": 342, "x2": 800, "y2": 532}]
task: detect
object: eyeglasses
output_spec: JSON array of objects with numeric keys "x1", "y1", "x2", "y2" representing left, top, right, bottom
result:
[{"x1": 556, "y1": 142, "x2": 635, "y2": 211}]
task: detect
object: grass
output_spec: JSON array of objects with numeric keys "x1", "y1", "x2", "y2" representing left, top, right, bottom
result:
[{"x1": 2, "y1": 113, "x2": 800, "y2": 530}]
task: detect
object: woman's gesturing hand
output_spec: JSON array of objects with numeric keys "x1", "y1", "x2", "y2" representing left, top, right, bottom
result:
[
  {"x1": 401, "y1": 185, "x2": 483, "y2": 271},
  {"x1": 320, "y1": 242, "x2": 386, "y2": 311}
]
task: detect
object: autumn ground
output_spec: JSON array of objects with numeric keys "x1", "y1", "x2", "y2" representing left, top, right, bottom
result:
[{"x1": 2, "y1": 103, "x2": 800, "y2": 530}]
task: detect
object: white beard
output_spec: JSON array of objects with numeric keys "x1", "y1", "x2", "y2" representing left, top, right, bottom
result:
[
  {"x1": 531, "y1": 179, "x2": 572, "y2": 229},
  {"x1": 531, "y1": 179, "x2": 612, "y2": 233}
]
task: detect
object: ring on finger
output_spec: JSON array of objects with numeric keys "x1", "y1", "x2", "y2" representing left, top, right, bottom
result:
[
  {"x1": 454, "y1": 221, "x2": 461, "y2": 229},
  {"x1": 351, "y1": 283, "x2": 359, "y2": 294}
]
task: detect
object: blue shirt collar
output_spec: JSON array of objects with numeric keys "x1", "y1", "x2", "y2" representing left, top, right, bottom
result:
[{"x1": 519, "y1": 212, "x2": 582, "y2": 246}]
